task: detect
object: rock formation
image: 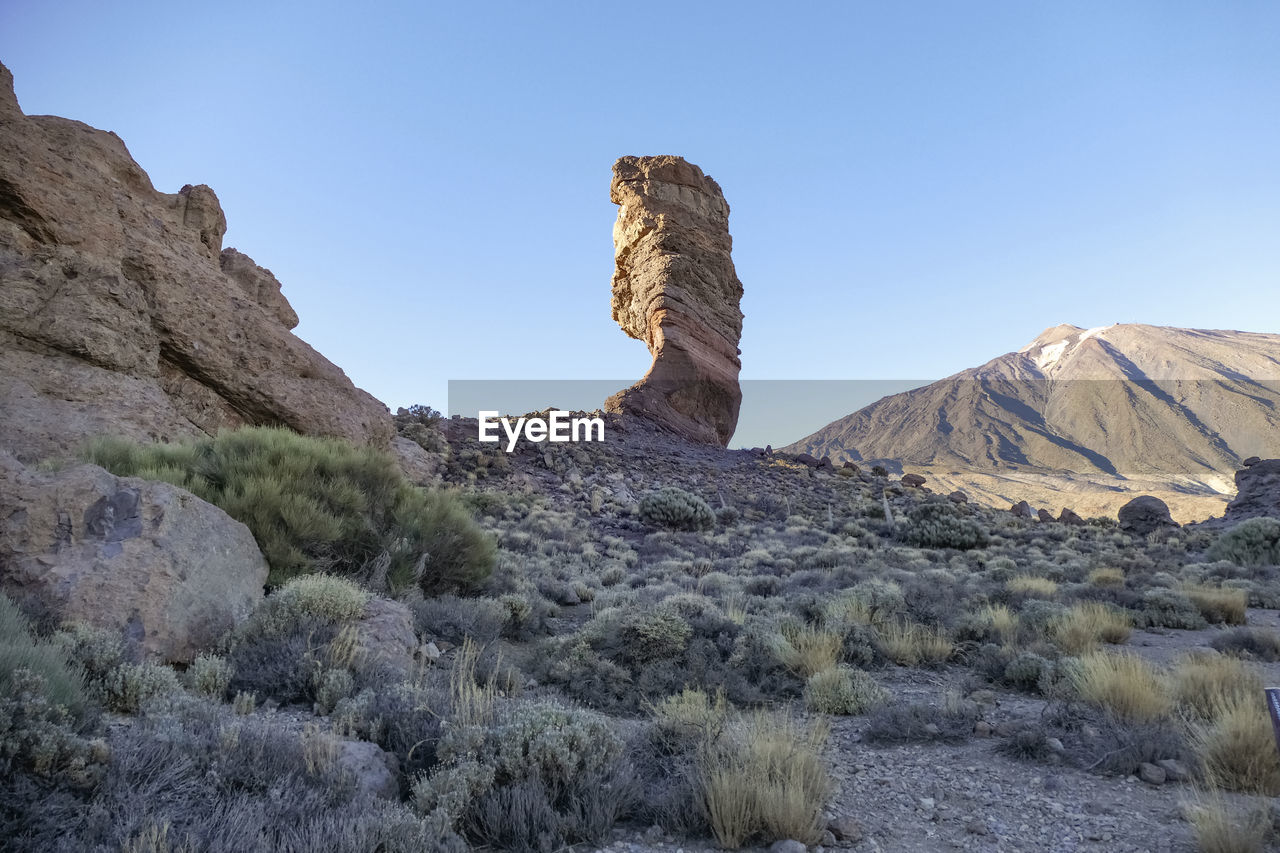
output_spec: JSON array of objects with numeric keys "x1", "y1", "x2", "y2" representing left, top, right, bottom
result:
[
  {"x1": 0, "y1": 453, "x2": 267, "y2": 663},
  {"x1": 604, "y1": 156, "x2": 744, "y2": 446},
  {"x1": 1221, "y1": 458, "x2": 1280, "y2": 524},
  {"x1": 0, "y1": 62, "x2": 391, "y2": 463}
]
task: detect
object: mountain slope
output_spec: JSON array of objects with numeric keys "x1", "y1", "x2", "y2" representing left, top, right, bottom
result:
[{"x1": 784, "y1": 324, "x2": 1280, "y2": 521}]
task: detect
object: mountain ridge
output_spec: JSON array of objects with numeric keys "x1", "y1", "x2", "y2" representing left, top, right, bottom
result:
[{"x1": 783, "y1": 323, "x2": 1280, "y2": 521}]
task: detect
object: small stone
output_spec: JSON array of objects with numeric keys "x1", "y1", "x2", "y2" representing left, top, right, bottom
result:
[
  {"x1": 1045, "y1": 737, "x2": 1065, "y2": 754},
  {"x1": 974, "y1": 721, "x2": 993, "y2": 737},
  {"x1": 1156, "y1": 758, "x2": 1190, "y2": 783},
  {"x1": 420, "y1": 641, "x2": 442, "y2": 663},
  {"x1": 827, "y1": 817, "x2": 863, "y2": 844},
  {"x1": 965, "y1": 819, "x2": 989, "y2": 836},
  {"x1": 769, "y1": 841, "x2": 807, "y2": 853},
  {"x1": 1138, "y1": 763, "x2": 1166, "y2": 785},
  {"x1": 918, "y1": 797, "x2": 936, "y2": 811},
  {"x1": 923, "y1": 723, "x2": 941, "y2": 737}
]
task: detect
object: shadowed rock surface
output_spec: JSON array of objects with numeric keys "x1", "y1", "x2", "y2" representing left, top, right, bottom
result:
[
  {"x1": 604, "y1": 155, "x2": 744, "y2": 447},
  {"x1": 0, "y1": 61, "x2": 391, "y2": 463},
  {"x1": 0, "y1": 453, "x2": 267, "y2": 663}
]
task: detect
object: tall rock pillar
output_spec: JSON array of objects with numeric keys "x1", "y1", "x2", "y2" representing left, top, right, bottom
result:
[{"x1": 604, "y1": 156, "x2": 744, "y2": 446}]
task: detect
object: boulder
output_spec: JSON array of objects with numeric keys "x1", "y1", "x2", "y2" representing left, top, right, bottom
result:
[
  {"x1": 947, "y1": 490, "x2": 969, "y2": 504},
  {"x1": 0, "y1": 453, "x2": 266, "y2": 663},
  {"x1": 1037, "y1": 508, "x2": 1056, "y2": 523},
  {"x1": 603, "y1": 156, "x2": 744, "y2": 446},
  {"x1": 337, "y1": 739, "x2": 400, "y2": 800},
  {"x1": 355, "y1": 597, "x2": 418, "y2": 675},
  {"x1": 1118, "y1": 495, "x2": 1178, "y2": 536},
  {"x1": 1010, "y1": 500, "x2": 1034, "y2": 519},
  {"x1": 0, "y1": 61, "x2": 391, "y2": 464},
  {"x1": 901, "y1": 473, "x2": 926, "y2": 488},
  {"x1": 1058, "y1": 507, "x2": 1085, "y2": 526}
]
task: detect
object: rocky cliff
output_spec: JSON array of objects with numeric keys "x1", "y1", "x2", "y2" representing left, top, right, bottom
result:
[
  {"x1": 0, "y1": 62, "x2": 391, "y2": 462},
  {"x1": 604, "y1": 156, "x2": 744, "y2": 446}
]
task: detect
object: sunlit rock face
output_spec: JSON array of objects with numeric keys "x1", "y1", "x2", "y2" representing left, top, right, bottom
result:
[{"x1": 605, "y1": 155, "x2": 744, "y2": 447}]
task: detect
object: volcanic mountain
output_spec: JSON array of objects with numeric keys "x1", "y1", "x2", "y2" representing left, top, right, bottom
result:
[{"x1": 784, "y1": 324, "x2": 1280, "y2": 522}]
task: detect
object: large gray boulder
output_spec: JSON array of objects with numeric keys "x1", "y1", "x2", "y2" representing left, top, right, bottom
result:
[
  {"x1": 1223, "y1": 459, "x2": 1280, "y2": 524},
  {"x1": 0, "y1": 453, "x2": 267, "y2": 662},
  {"x1": 1118, "y1": 495, "x2": 1178, "y2": 536}
]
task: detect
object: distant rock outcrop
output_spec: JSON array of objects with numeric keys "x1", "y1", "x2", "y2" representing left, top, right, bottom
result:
[
  {"x1": 0, "y1": 62, "x2": 391, "y2": 462},
  {"x1": 0, "y1": 453, "x2": 267, "y2": 663},
  {"x1": 1221, "y1": 458, "x2": 1280, "y2": 524},
  {"x1": 604, "y1": 156, "x2": 744, "y2": 446}
]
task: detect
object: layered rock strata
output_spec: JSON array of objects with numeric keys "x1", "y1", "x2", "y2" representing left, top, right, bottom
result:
[{"x1": 604, "y1": 155, "x2": 744, "y2": 446}]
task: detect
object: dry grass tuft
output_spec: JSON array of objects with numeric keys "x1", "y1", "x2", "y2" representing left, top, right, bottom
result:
[
  {"x1": 1171, "y1": 652, "x2": 1263, "y2": 720},
  {"x1": 1184, "y1": 586, "x2": 1249, "y2": 626},
  {"x1": 975, "y1": 604, "x2": 1019, "y2": 644},
  {"x1": 878, "y1": 621, "x2": 953, "y2": 667},
  {"x1": 775, "y1": 625, "x2": 843, "y2": 677},
  {"x1": 1183, "y1": 787, "x2": 1272, "y2": 853},
  {"x1": 1007, "y1": 575, "x2": 1058, "y2": 597},
  {"x1": 1087, "y1": 567, "x2": 1126, "y2": 588},
  {"x1": 700, "y1": 711, "x2": 832, "y2": 848},
  {"x1": 1051, "y1": 602, "x2": 1132, "y2": 654},
  {"x1": 1070, "y1": 650, "x2": 1171, "y2": 723},
  {"x1": 1192, "y1": 694, "x2": 1280, "y2": 795}
]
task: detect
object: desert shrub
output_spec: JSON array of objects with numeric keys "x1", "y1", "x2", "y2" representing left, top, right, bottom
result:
[
  {"x1": 848, "y1": 579, "x2": 906, "y2": 623},
  {"x1": 1206, "y1": 518, "x2": 1280, "y2": 568},
  {"x1": 416, "y1": 699, "x2": 634, "y2": 852},
  {"x1": 237, "y1": 574, "x2": 369, "y2": 643},
  {"x1": 803, "y1": 666, "x2": 888, "y2": 715},
  {"x1": 1171, "y1": 653, "x2": 1262, "y2": 719},
  {"x1": 84, "y1": 427, "x2": 495, "y2": 592},
  {"x1": 996, "y1": 725, "x2": 1056, "y2": 762},
  {"x1": 1041, "y1": 702, "x2": 1187, "y2": 776},
  {"x1": 898, "y1": 502, "x2": 988, "y2": 550},
  {"x1": 1183, "y1": 585, "x2": 1248, "y2": 626},
  {"x1": 1, "y1": 595, "x2": 87, "y2": 718},
  {"x1": 1211, "y1": 627, "x2": 1280, "y2": 662},
  {"x1": 639, "y1": 487, "x2": 715, "y2": 532},
  {"x1": 698, "y1": 711, "x2": 831, "y2": 847},
  {"x1": 101, "y1": 663, "x2": 182, "y2": 713},
  {"x1": 652, "y1": 689, "x2": 729, "y2": 751},
  {"x1": 52, "y1": 623, "x2": 126, "y2": 689},
  {"x1": 22, "y1": 693, "x2": 455, "y2": 853},
  {"x1": 1191, "y1": 694, "x2": 1280, "y2": 795},
  {"x1": 1070, "y1": 651, "x2": 1170, "y2": 723},
  {"x1": 1003, "y1": 652, "x2": 1052, "y2": 692},
  {"x1": 184, "y1": 654, "x2": 234, "y2": 699},
  {"x1": 863, "y1": 697, "x2": 976, "y2": 744},
  {"x1": 0, "y1": 667, "x2": 107, "y2": 786},
  {"x1": 1140, "y1": 588, "x2": 1209, "y2": 630},
  {"x1": 412, "y1": 595, "x2": 507, "y2": 645}
]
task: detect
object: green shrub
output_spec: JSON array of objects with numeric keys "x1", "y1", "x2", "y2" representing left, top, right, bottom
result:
[
  {"x1": 101, "y1": 662, "x2": 182, "y2": 713},
  {"x1": 416, "y1": 699, "x2": 633, "y2": 851},
  {"x1": 803, "y1": 666, "x2": 888, "y2": 715},
  {"x1": 1206, "y1": 518, "x2": 1280, "y2": 567},
  {"x1": 0, "y1": 668, "x2": 108, "y2": 786},
  {"x1": 1140, "y1": 588, "x2": 1208, "y2": 630},
  {"x1": 1, "y1": 595, "x2": 87, "y2": 718},
  {"x1": 84, "y1": 426, "x2": 495, "y2": 591},
  {"x1": 239, "y1": 574, "x2": 371, "y2": 641},
  {"x1": 184, "y1": 653, "x2": 234, "y2": 699},
  {"x1": 897, "y1": 502, "x2": 988, "y2": 550},
  {"x1": 639, "y1": 487, "x2": 715, "y2": 532}
]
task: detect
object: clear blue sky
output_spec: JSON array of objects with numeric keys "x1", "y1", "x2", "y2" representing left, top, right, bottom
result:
[{"x1": 3, "y1": 1, "x2": 1277, "y2": 424}]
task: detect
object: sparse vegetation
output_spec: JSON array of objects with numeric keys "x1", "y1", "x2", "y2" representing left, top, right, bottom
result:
[{"x1": 1206, "y1": 517, "x2": 1280, "y2": 568}]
